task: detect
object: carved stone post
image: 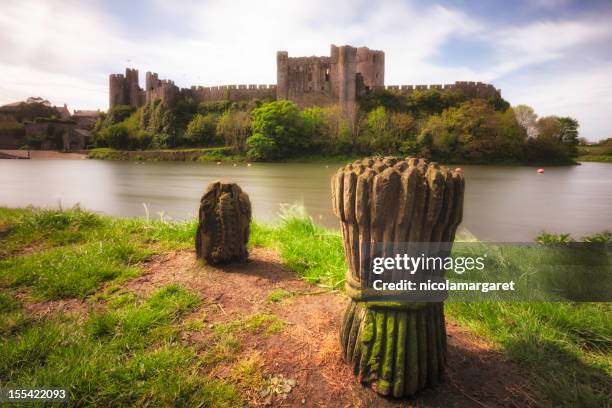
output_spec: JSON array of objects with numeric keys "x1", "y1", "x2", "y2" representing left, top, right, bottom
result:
[
  {"x1": 195, "y1": 181, "x2": 252, "y2": 264},
  {"x1": 332, "y1": 157, "x2": 464, "y2": 397}
]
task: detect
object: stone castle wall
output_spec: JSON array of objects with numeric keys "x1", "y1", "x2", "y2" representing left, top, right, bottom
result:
[
  {"x1": 276, "y1": 52, "x2": 335, "y2": 107},
  {"x1": 109, "y1": 68, "x2": 144, "y2": 109},
  {"x1": 110, "y1": 69, "x2": 275, "y2": 109},
  {"x1": 356, "y1": 47, "x2": 385, "y2": 89},
  {"x1": 108, "y1": 45, "x2": 501, "y2": 111},
  {"x1": 184, "y1": 84, "x2": 276, "y2": 103},
  {"x1": 275, "y1": 44, "x2": 385, "y2": 111},
  {"x1": 379, "y1": 81, "x2": 500, "y2": 99}
]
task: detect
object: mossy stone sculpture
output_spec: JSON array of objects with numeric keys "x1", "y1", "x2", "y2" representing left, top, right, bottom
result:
[
  {"x1": 195, "y1": 181, "x2": 252, "y2": 264},
  {"x1": 332, "y1": 157, "x2": 464, "y2": 397}
]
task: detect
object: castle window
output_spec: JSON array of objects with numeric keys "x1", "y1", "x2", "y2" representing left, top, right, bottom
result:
[
  {"x1": 308, "y1": 72, "x2": 312, "y2": 81},
  {"x1": 325, "y1": 68, "x2": 330, "y2": 82}
]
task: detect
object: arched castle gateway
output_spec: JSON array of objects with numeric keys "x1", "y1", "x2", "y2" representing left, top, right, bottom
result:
[{"x1": 109, "y1": 44, "x2": 501, "y2": 111}]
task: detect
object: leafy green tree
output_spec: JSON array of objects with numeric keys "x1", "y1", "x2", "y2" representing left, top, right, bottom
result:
[
  {"x1": 533, "y1": 115, "x2": 579, "y2": 158},
  {"x1": 100, "y1": 123, "x2": 130, "y2": 149},
  {"x1": 216, "y1": 110, "x2": 251, "y2": 152},
  {"x1": 248, "y1": 101, "x2": 304, "y2": 159},
  {"x1": 246, "y1": 133, "x2": 279, "y2": 160},
  {"x1": 359, "y1": 89, "x2": 409, "y2": 112},
  {"x1": 418, "y1": 115, "x2": 456, "y2": 161},
  {"x1": 524, "y1": 136, "x2": 573, "y2": 164},
  {"x1": 358, "y1": 88, "x2": 466, "y2": 117},
  {"x1": 536, "y1": 116, "x2": 562, "y2": 140},
  {"x1": 487, "y1": 95, "x2": 511, "y2": 112},
  {"x1": 198, "y1": 100, "x2": 232, "y2": 115},
  {"x1": 137, "y1": 99, "x2": 199, "y2": 147},
  {"x1": 390, "y1": 111, "x2": 417, "y2": 151},
  {"x1": 407, "y1": 89, "x2": 466, "y2": 118},
  {"x1": 558, "y1": 117, "x2": 579, "y2": 155},
  {"x1": 184, "y1": 113, "x2": 218, "y2": 146},
  {"x1": 301, "y1": 107, "x2": 329, "y2": 151},
  {"x1": 105, "y1": 105, "x2": 135, "y2": 125},
  {"x1": 418, "y1": 100, "x2": 526, "y2": 163},
  {"x1": 513, "y1": 105, "x2": 538, "y2": 138},
  {"x1": 11, "y1": 102, "x2": 60, "y2": 122},
  {"x1": 362, "y1": 106, "x2": 395, "y2": 153}
]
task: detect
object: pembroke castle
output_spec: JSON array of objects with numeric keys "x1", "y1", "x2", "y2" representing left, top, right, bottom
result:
[{"x1": 109, "y1": 44, "x2": 500, "y2": 111}]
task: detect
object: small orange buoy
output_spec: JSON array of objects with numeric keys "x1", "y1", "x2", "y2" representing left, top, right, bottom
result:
[
  {"x1": 537, "y1": 168, "x2": 544, "y2": 174},
  {"x1": 454, "y1": 167, "x2": 462, "y2": 174}
]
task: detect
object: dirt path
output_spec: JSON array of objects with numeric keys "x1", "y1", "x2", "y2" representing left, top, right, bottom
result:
[{"x1": 122, "y1": 247, "x2": 541, "y2": 407}]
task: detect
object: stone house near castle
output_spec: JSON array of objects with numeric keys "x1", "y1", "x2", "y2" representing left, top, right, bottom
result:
[
  {"x1": 109, "y1": 44, "x2": 501, "y2": 113},
  {"x1": 0, "y1": 100, "x2": 97, "y2": 150}
]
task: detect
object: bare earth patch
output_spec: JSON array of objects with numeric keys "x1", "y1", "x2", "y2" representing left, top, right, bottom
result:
[
  {"x1": 22, "y1": 296, "x2": 90, "y2": 320},
  {"x1": 126, "y1": 247, "x2": 543, "y2": 407}
]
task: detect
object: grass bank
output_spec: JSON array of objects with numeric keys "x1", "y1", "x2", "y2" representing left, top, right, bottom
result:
[
  {"x1": 87, "y1": 147, "x2": 244, "y2": 163},
  {"x1": 577, "y1": 145, "x2": 612, "y2": 163},
  {"x1": 87, "y1": 148, "x2": 358, "y2": 164},
  {"x1": 1, "y1": 207, "x2": 610, "y2": 406},
  {"x1": 578, "y1": 155, "x2": 612, "y2": 163},
  {"x1": 86, "y1": 148, "x2": 581, "y2": 165},
  {"x1": 0, "y1": 207, "x2": 242, "y2": 406}
]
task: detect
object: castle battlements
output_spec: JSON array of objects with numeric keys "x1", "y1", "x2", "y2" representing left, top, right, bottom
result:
[
  {"x1": 373, "y1": 82, "x2": 500, "y2": 98},
  {"x1": 110, "y1": 67, "x2": 277, "y2": 109},
  {"x1": 108, "y1": 45, "x2": 500, "y2": 111}
]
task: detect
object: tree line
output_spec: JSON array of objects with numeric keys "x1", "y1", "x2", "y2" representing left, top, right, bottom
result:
[{"x1": 93, "y1": 88, "x2": 579, "y2": 164}]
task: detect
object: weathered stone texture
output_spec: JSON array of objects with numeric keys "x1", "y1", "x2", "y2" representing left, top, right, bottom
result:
[
  {"x1": 332, "y1": 156, "x2": 465, "y2": 397},
  {"x1": 195, "y1": 181, "x2": 252, "y2": 265},
  {"x1": 109, "y1": 45, "x2": 501, "y2": 111},
  {"x1": 276, "y1": 45, "x2": 384, "y2": 112}
]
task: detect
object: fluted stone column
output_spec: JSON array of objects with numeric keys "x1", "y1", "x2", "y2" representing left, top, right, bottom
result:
[{"x1": 332, "y1": 157, "x2": 464, "y2": 397}]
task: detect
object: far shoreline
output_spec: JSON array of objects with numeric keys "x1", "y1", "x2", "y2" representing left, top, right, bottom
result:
[
  {"x1": 4, "y1": 148, "x2": 610, "y2": 165},
  {"x1": 0, "y1": 149, "x2": 87, "y2": 160},
  {"x1": 84, "y1": 148, "x2": 582, "y2": 166}
]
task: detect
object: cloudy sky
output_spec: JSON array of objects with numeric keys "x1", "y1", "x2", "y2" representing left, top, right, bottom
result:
[{"x1": 1, "y1": 0, "x2": 611, "y2": 140}]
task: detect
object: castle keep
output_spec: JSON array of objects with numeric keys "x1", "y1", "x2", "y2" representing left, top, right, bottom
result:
[
  {"x1": 276, "y1": 45, "x2": 385, "y2": 110},
  {"x1": 109, "y1": 44, "x2": 500, "y2": 111}
]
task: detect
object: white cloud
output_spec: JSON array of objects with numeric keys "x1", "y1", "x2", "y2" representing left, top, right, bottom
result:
[
  {"x1": 501, "y1": 62, "x2": 612, "y2": 139},
  {"x1": 481, "y1": 17, "x2": 612, "y2": 139},
  {"x1": 484, "y1": 19, "x2": 612, "y2": 78},
  {"x1": 0, "y1": 0, "x2": 610, "y2": 139},
  {"x1": 527, "y1": 0, "x2": 572, "y2": 10}
]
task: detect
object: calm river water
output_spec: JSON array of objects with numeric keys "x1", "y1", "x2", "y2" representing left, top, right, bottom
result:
[{"x1": 1, "y1": 159, "x2": 611, "y2": 241}]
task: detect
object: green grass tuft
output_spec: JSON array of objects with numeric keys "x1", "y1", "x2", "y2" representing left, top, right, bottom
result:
[
  {"x1": 0, "y1": 284, "x2": 242, "y2": 407},
  {"x1": 250, "y1": 205, "x2": 345, "y2": 288},
  {"x1": 0, "y1": 240, "x2": 150, "y2": 300},
  {"x1": 0, "y1": 206, "x2": 609, "y2": 406}
]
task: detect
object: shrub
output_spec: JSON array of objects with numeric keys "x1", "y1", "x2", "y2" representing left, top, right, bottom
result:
[
  {"x1": 184, "y1": 114, "x2": 218, "y2": 146},
  {"x1": 246, "y1": 133, "x2": 279, "y2": 161},
  {"x1": 418, "y1": 100, "x2": 526, "y2": 163},
  {"x1": 100, "y1": 123, "x2": 130, "y2": 149},
  {"x1": 216, "y1": 110, "x2": 250, "y2": 153}
]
